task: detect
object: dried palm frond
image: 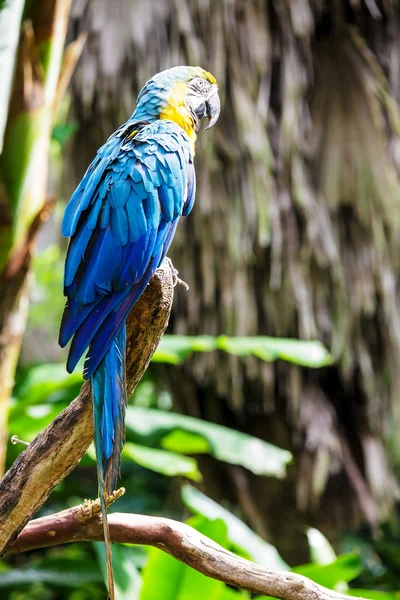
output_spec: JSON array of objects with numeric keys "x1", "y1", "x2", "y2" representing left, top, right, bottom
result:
[{"x1": 67, "y1": 0, "x2": 400, "y2": 551}]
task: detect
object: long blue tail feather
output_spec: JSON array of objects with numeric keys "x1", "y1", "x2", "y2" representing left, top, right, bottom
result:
[{"x1": 91, "y1": 325, "x2": 127, "y2": 599}]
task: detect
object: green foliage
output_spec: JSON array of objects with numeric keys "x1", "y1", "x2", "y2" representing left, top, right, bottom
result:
[
  {"x1": 9, "y1": 362, "x2": 81, "y2": 443},
  {"x1": 3, "y1": 391, "x2": 400, "y2": 600},
  {"x1": 181, "y1": 485, "x2": 289, "y2": 570},
  {"x1": 140, "y1": 515, "x2": 250, "y2": 600},
  {"x1": 341, "y1": 529, "x2": 400, "y2": 591},
  {"x1": 6, "y1": 358, "x2": 400, "y2": 599},
  {"x1": 293, "y1": 554, "x2": 363, "y2": 589},
  {"x1": 13, "y1": 362, "x2": 81, "y2": 408},
  {"x1": 126, "y1": 407, "x2": 292, "y2": 478},
  {"x1": 0, "y1": 1, "x2": 70, "y2": 270},
  {"x1": 123, "y1": 442, "x2": 202, "y2": 482},
  {"x1": 4, "y1": 246, "x2": 397, "y2": 599},
  {"x1": 347, "y1": 591, "x2": 399, "y2": 600},
  {"x1": 29, "y1": 245, "x2": 66, "y2": 333},
  {"x1": 52, "y1": 121, "x2": 79, "y2": 146},
  {"x1": 153, "y1": 335, "x2": 333, "y2": 368}
]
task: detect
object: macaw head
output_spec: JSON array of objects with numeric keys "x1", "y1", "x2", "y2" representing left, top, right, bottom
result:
[{"x1": 133, "y1": 66, "x2": 220, "y2": 142}]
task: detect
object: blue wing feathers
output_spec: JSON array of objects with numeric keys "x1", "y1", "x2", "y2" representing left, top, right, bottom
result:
[
  {"x1": 83, "y1": 223, "x2": 175, "y2": 379},
  {"x1": 62, "y1": 115, "x2": 196, "y2": 600},
  {"x1": 64, "y1": 221, "x2": 92, "y2": 288},
  {"x1": 87, "y1": 197, "x2": 102, "y2": 230},
  {"x1": 110, "y1": 179, "x2": 131, "y2": 208},
  {"x1": 59, "y1": 299, "x2": 97, "y2": 348},
  {"x1": 110, "y1": 205, "x2": 129, "y2": 245},
  {"x1": 61, "y1": 120, "x2": 193, "y2": 377},
  {"x1": 158, "y1": 186, "x2": 175, "y2": 221},
  {"x1": 100, "y1": 202, "x2": 110, "y2": 228},
  {"x1": 66, "y1": 292, "x2": 124, "y2": 373},
  {"x1": 83, "y1": 218, "x2": 175, "y2": 378},
  {"x1": 59, "y1": 72, "x2": 208, "y2": 596},
  {"x1": 125, "y1": 192, "x2": 148, "y2": 242},
  {"x1": 60, "y1": 121, "x2": 194, "y2": 560},
  {"x1": 143, "y1": 191, "x2": 161, "y2": 229}
]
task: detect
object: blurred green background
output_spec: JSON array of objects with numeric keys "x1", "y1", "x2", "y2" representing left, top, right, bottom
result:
[{"x1": 1, "y1": 0, "x2": 400, "y2": 599}]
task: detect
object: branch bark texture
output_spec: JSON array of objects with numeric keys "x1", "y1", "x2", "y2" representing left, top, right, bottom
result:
[
  {"x1": 0, "y1": 262, "x2": 366, "y2": 600},
  {"x1": 0, "y1": 263, "x2": 174, "y2": 555},
  {"x1": 9, "y1": 503, "x2": 362, "y2": 600}
]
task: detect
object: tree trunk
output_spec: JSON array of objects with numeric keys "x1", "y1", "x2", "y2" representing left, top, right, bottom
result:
[
  {"x1": 66, "y1": 0, "x2": 400, "y2": 561},
  {"x1": 0, "y1": 0, "x2": 72, "y2": 475}
]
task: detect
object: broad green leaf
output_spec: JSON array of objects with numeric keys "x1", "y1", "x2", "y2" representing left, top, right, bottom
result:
[
  {"x1": 293, "y1": 553, "x2": 363, "y2": 588},
  {"x1": 348, "y1": 590, "x2": 400, "y2": 600},
  {"x1": 216, "y1": 336, "x2": 333, "y2": 368},
  {"x1": 9, "y1": 365, "x2": 81, "y2": 443},
  {"x1": 94, "y1": 542, "x2": 141, "y2": 600},
  {"x1": 152, "y1": 335, "x2": 217, "y2": 364},
  {"x1": 12, "y1": 363, "x2": 82, "y2": 408},
  {"x1": 152, "y1": 335, "x2": 333, "y2": 368},
  {"x1": 173, "y1": 517, "x2": 230, "y2": 600},
  {"x1": 140, "y1": 543, "x2": 182, "y2": 600},
  {"x1": 126, "y1": 407, "x2": 292, "y2": 478},
  {"x1": 161, "y1": 430, "x2": 211, "y2": 454},
  {"x1": 0, "y1": 0, "x2": 25, "y2": 153},
  {"x1": 8, "y1": 405, "x2": 63, "y2": 442},
  {"x1": 140, "y1": 516, "x2": 233, "y2": 600},
  {"x1": 182, "y1": 485, "x2": 289, "y2": 571},
  {"x1": 306, "y1": 527, "x2": 337, "y2": 565},
  {"x1": 219, "y1": 589, "x2": 251, "y2": 599},
  {"x1": 123, "y1": 442, "x2": 202, "y2": 481}
]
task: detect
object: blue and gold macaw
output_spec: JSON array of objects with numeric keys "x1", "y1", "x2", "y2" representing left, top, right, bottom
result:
[{"x1": 59, "y1": 66, "x2": 220, "y2": 598}]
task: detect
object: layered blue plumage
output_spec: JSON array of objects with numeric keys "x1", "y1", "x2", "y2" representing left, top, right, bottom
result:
[
  {"x1": 60, "y1": 65, "x2": 218, "y2": 599},
  {"x1": 60, "y1": 120, "x2": 194, "y2": 375},
  {"x1": 61, "y1": 117, "x2": 195, "y2": 491},
  {"x1": 60, "y1": 118, "x2": 195, "y2": 598}
]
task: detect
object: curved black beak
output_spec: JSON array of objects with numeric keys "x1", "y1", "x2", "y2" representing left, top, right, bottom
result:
[
  {"x1": 204, "y1": 92, "x2": 221, "y2": 130},
  {"x1": 193, "y1": 90, "x2": 221, "y2": 131}
]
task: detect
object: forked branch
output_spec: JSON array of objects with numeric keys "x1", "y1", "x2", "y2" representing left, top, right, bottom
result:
[
  {"x1": 0, "y1": 261, "x2": 365, "y2": 600},
  {"x1": 9, "y1": 502, "x2": 362, "y2": 600}
]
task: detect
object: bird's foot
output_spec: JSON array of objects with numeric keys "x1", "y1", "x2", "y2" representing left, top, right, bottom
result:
[{"x1": 164, "y1": 257, "x2": 189, "y2": 290}]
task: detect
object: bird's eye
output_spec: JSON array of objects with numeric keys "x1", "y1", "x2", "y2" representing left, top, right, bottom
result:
[{"x1": 192, "y1": 77, "x2": 206, "y2": 91}]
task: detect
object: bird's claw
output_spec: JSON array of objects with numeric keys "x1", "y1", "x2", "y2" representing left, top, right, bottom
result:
[
  {"x1": 164, "y1": 257, "x2": 189, "y2": 290},
  {"x1": 174, "y1": 274, "x2": 189, "y2": 290}
]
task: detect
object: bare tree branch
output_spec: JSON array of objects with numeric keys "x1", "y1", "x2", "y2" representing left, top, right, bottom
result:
[
  {"x1": 0, "y1": 259, "x2": 366, "y2": 600},
  {"x1": 0, "y1": 262, "x2": 174, "y2": 555},
  {"x1": 8, "y1": 502, "x2": 363, "y2": 600}
]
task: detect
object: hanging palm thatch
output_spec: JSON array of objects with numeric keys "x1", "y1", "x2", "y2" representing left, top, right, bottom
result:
[{"x1": 66, "y1": 0, "x2": 400, "y2": 557}]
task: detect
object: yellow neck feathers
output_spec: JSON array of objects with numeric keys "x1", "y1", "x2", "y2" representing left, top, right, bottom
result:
[{"x1": 160, "y1": 82, "x2": 197, "y2": 153}]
